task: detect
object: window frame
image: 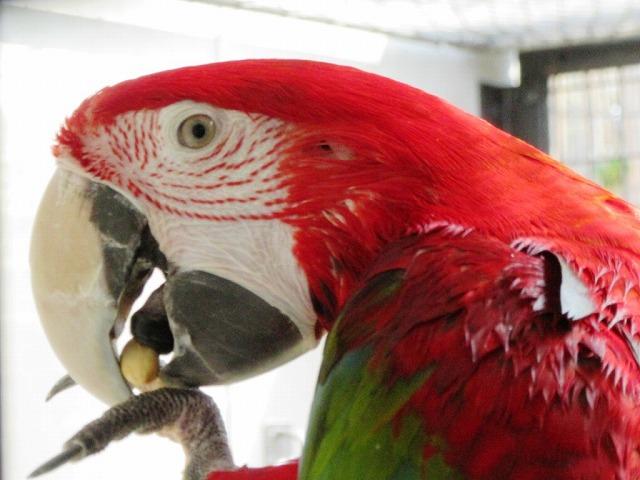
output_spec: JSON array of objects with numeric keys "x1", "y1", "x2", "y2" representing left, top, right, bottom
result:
[{"x1": 481, "y1": 38, "x2": 640, "y2": 153}]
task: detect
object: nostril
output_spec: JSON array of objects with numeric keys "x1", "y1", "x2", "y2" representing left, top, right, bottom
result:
[{"x1": 130, "y1": 284, "x2": 174, "y2": 354}]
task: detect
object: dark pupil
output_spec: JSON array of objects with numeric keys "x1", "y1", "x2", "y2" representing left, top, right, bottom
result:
[{"x1": 191, "y1": 122, "x2": 207, "y2": 139}]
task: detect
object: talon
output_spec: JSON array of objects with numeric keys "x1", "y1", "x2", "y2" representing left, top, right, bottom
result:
[
  {"x1": 30, "y1": 388, "x2": 234, "y2": 478},
  {"x1": 28, "y1": 444, "x2": 84, "y2": 478}
]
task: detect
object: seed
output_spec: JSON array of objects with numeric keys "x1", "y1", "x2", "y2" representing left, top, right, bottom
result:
[{"x1": 120, "y1": 338, "x2": 159, "y2": 389}]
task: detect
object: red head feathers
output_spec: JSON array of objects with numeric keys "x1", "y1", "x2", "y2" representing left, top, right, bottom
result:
[{"x1": 56, "y1": 59, "x2": 640, "y2": 325}]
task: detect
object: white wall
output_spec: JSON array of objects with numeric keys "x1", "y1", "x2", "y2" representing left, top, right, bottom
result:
[{"x1": 1, "y1": 2, "x2": 484, "y2": 479}]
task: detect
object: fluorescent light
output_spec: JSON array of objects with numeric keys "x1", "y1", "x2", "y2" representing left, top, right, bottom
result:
[{"x1": 6, "y1": 0, "x2": 388, "y2": 63}]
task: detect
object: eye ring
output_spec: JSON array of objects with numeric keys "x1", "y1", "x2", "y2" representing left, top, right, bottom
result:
[{"x1": 177, "y1": 114, "x2": 216, "y2": 149}]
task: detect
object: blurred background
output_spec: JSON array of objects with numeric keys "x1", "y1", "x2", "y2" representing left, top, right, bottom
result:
[{"x1": 1, "y1": 1, "x2": 639, "y2": 479}]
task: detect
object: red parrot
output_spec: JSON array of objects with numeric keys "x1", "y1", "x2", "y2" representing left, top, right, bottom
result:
[{"x1": 29, "y1": 60, "x2": 640, "y2": 479}]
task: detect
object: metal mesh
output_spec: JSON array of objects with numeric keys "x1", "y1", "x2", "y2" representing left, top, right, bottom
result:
[
  {"x1": 548, "y1": 63, "x2": 640, "y2": 204},
  {"x1": 204, "y1": 0, "x2": 640, "y2": 50}
]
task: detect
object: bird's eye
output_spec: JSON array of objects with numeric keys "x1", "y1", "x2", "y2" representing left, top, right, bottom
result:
[{"x1": 177, "y1": 114, "x2": 216, "y2": 149}]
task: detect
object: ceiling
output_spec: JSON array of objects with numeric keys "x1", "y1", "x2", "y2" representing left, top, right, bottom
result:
[{"x1": 196, "y1": 0, "x2": 640, "y2": 50}]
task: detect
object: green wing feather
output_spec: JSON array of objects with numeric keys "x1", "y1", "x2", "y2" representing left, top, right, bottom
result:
[{"x1": 299, "y1": 269, "x2": 465, "y2": 480}]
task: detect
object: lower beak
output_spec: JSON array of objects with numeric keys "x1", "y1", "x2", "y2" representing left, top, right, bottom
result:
[{"x1": 30, "y1": 168, "x2": 152, "y2": 405}]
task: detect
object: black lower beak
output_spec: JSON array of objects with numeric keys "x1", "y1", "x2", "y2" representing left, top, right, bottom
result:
[{"x1": 160, "y1": 270, "x2": 303, "y2": 386}]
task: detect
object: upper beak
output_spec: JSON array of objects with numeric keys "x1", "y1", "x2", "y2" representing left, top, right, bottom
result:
[{"x1": 30, "y1": 168, "x2": 154, "y2": 405}]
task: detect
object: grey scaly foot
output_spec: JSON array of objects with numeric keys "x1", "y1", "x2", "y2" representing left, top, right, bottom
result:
[{"x1": 30, "y1": 388, "x2": 235, "y2": 480}]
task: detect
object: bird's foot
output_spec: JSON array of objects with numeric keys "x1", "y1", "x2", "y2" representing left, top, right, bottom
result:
[{"x1": 30, "y1": 388, "x2": 235, "y2": 480}]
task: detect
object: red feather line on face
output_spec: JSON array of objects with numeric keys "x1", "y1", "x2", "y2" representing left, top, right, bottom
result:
[{"x1": 58, "y1": 104, "x2": 291, "y2": 222}]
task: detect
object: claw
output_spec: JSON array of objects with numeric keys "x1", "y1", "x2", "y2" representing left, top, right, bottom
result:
[
  {"x1": 30, "y1": 388, "x2": 234, "y2": 479},
  {"x1": 28, "y1": 444, "x2": 84, "y2": 478}
]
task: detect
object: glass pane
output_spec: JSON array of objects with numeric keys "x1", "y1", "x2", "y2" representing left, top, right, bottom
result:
[{"x1": 548, "y1": 63, "x2": 640, "y2": 205}]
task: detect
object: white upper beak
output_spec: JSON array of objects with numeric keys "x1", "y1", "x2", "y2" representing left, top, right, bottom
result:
[{"x1": 30, "y1": 168, "x2": 132, "y2": 405}]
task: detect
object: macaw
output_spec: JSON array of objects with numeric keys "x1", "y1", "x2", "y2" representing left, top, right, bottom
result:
[{"x1": 29, "y1": 60, "x2": 640, "y2": 480}]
